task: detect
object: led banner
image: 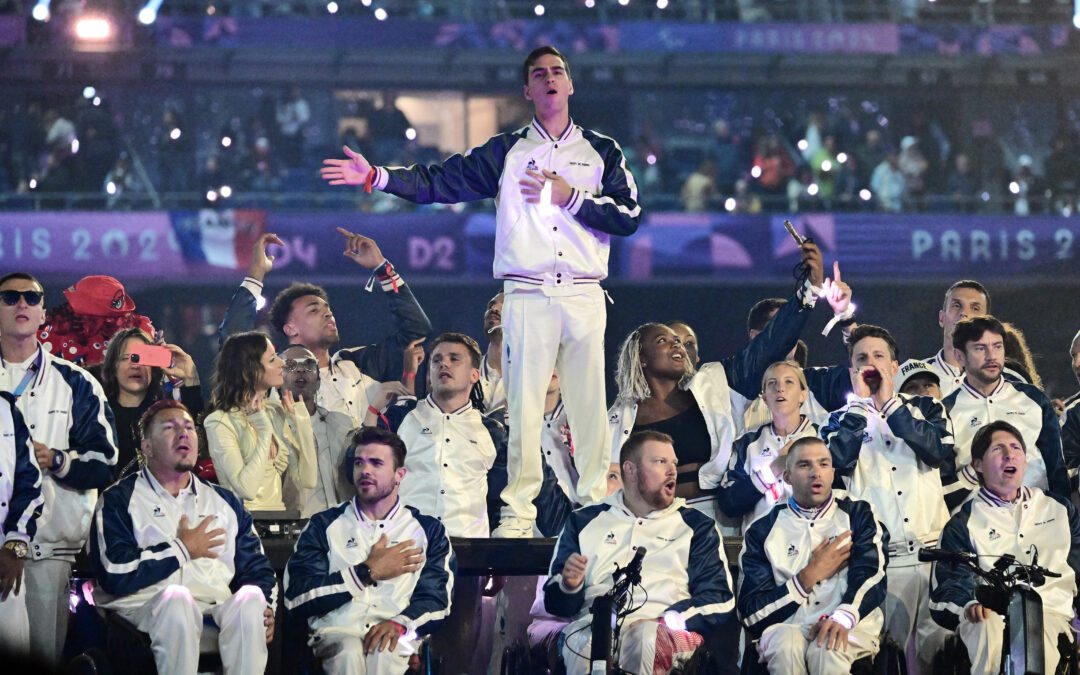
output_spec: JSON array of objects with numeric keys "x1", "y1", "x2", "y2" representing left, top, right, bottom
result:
[{"x1": 3, "y1": 211, "x2": 1078, "y2": 283}]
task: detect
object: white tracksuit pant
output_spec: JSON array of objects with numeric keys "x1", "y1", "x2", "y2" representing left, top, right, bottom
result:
[
  {"x1": 757, "y1": 622, "x2": 879, "y2": 675},
  {"x1": 958, "y1": 608, "x2": 1072, "y2": 675},
  {"x1": 500, "y1": 285, "x2": 609, "y2": 522},
  {"x1": 313, "y1": 632, "x2": 420, "y2": 675},
  {"x1": 0, "y1": 567, "x2": 29, "y2": 654},
  {"x1": 884, "y1": 557, "x2": 949, "y2": 674},
  {"x1": 116, "y1": 583, "x2": 268, "y2": 675},
  {"x1": 24, "y1": 557, "x2": 71, "y2": 664}
]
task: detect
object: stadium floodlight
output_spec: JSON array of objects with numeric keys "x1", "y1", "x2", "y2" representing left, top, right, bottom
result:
[
  {"x1": 32, "y1": 0, "x2": 51, "y2": 21},
  {"x1": 1075, "y1": 0, "x2": 1080, "y2": 29},
  {"x1": 138, "y1": 0, "x2": 165, "y2": 26},
  {"x1": 75, "y1": 17, "x2": 112, "y2": 40}
]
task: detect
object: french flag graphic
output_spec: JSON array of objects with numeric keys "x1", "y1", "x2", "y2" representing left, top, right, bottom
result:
[{"x1": 171, "y1": 209, "x2": 265, "y2": 271}]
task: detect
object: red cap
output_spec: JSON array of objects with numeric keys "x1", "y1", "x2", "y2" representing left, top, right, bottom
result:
[{"x1": 63, "y1": 276, "x2": 135, "y2": 317}]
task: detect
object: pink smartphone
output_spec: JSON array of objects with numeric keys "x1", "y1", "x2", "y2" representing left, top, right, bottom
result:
[{"x1": 129, "y1": 344, "x2": 173, "y2": 368}]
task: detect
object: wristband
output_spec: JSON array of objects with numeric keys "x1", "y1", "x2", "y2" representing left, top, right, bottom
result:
[
  {"x1": 363, "y1": 168, "x2": 375, "y2": 194},
  {"x1": 822, "y1": 303, "x2": 856, "y2": 337},
  {"x1": 367, "y1": 405, "x2": 389, "y2": 429},
  {"x1": 401, "y1": 371, "x2": 416, "y2": 381},
  {"x1": 389, "y1": 620, "x2": 406, "y2": 636}
]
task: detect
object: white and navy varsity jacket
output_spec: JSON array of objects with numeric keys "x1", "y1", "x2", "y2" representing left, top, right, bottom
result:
[
  {"x1": 90, "y1": 469, "x2": 276, "y2": 613},
  {"x1": 374, "y1": 118, "x2": 640, "y2": 286},
  {"x1": 737, "y1": 492, "x2": 888, "y2": 638},
  {"x1": 543, "y1": 492, "x2": 735, "y2": 635},
  {"x1": 718, "y1": 417, "x2": 819, "y2": 532},
  {"x1": 930, "y1": 486, "x2": 1080, "y2": 630},
  {"x1": 1, "y1": 344, "x2": 117, "y2": 560},
  {"x1": 283, "y1": 497, "x2": 455, "y2": 641},
  {"x1": 822, "y1": 394, "x2": 954, "y2": 562},
  {"x1": 943, "y1": 377, "x2": 1069, "y2": 500},
  {"x1": 0, "y1": 391, "x2": 42, "y2": 546}
]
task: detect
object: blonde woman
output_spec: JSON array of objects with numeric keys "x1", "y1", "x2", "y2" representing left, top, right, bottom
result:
[{"x1": 204, "y1": 331, "x2": 316, "y2": 511}]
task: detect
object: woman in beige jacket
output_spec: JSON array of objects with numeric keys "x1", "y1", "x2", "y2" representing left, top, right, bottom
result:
[{"x1": 204, "y1": 331, "x2": 316, "y2": 511}]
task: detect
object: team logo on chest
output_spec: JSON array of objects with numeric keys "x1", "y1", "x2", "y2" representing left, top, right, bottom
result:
[
  {"x1": 970, "y1": 417, "x2": 982, "y2": 428},
  {"x1": 604, "y1": 531, "x2": 617, "y2": 545},
  {"x1": 786, "y1": 544, "x2": 800, "y2": 557},
  {"x1": 988, "y1": 528, "x2": 1000, "y2": 541},
  {"x1": 345, "y1": 536, "x2": 358, "y2": 549},
  {"x1": 151, "y1": 506, "x2": 165, "y2": 518},
  {"x1": 526, "y1": 158, "x2": 538, "y2": 173}
]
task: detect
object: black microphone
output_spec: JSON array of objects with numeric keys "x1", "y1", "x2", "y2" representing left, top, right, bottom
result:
[
  {"x1": 917, "y1": 547, "x2": 974, "y2": 564},
  {"x1": 626, "y1": 546, "x2": 647, "y2": 577}
]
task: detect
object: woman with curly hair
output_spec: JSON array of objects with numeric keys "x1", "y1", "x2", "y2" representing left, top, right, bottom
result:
[
  {"x1": 203, "y1": 330, "x2": 316, "y2": 511},
  {"x1": 100, "y1": 326, "x2": 203, "y2": 478}
]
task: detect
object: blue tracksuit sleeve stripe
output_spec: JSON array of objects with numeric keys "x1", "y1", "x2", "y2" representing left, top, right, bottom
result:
[
  {"x1": 929, "y1": 505, "x2": 976, "y2": 631},
  {"x1": 1022, "y1": 385, "x2": 1069, "y2": 500},
  {"x1": 721, "y1": 292, "x2": 811, "y2": 400},
  {"x1": 664, "y1": 509, "x2": 735, "y2": 634},
  {"x1": 544, "y1": 506, "x2": 600, "y2": 617},
  {"x1": 573, "y1": 132, "x2": 641, "y2": 237},
  {"x1": 53, "y1": 364, "x2": 118, "y2": 490},
  {"x1": 837, "y1": 498, "x2": 888, "y2": 622},
  {"x1": 885, "y1": 395, "x2": 954, "y2": 468},
  {"x1": 397, "y1": 511, "x2": 455, "y2": 636},
  {"x1": 382, "y1": 134, "x2": 513, "y2": 204},
  {"x1": 737, "y1": 509, "x2": 805, "y2": 634},
  {"x1": 821, "y1": 407, "x2": 868, "y2": 474},
  {"x1": 218, "y1": 486, "x2": 276, "y2": 608},
  {"x1": 718, "y1": 430, "x2": 766, "y2": 518},
  {"x1": 283, "y1": 504, "x2": 355, "y2": 620},
  {"x1": 3, "y1": 394, "x2": 42, "y2": 541},
  {"x1": 90, "y1": 478, "x2": 185, "y2": 597}
]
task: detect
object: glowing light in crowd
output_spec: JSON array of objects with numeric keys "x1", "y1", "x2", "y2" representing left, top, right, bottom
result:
[
  {"x1": 534, "y1": 4, "x2": 545, "y2": 16},
  {"x1": 405, "y1": 127, "x2": 417, "y2": 140},
  {"x1": 32, "y1": 1, "x2": 50, "y2": 22},
  {"x1": 138, "y1": 0, "x2": 165, "y2": 25},
  {"x1": 75, "y1": 17, "x2": 112, "y2": 40}
]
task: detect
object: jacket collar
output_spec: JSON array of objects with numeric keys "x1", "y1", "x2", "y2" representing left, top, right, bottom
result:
[{"x1": 788, "y1": 493, "x2": 835, "y2": 521}]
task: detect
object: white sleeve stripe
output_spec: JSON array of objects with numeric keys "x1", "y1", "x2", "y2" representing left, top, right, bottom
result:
[{"x1": 283, "y1": 580, "x2": 351, "y2": 611}]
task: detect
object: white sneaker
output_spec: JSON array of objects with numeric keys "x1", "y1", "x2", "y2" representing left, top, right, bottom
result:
[{"x1": 492, "y1": 517, "x2": 534, "y2": 538}]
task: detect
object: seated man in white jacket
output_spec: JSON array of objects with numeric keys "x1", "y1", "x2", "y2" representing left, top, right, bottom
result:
[
  {"x1": 930, "y1": 420, "x2": 1080, "y2": 675},
  {"x1": 544, "y1": 430, "x2": 736, "y2": 674},
  {"x1": 284, "y1": 426, "x2": 455, "y2": 675},
  {"x1": 90, "y1": 400, "x2": 276, "y2": 675},
  {"x1": 738, "y1": 437, "x2": 888, "y2": 675}
]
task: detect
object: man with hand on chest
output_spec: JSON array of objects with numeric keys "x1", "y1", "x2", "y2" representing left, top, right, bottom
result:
[
  {"x1": 284, "y1": 427, "x2": 455, "y2": 675},
  {"x1": 90, "y1": 400, "x2": 276, "y2": 675}
]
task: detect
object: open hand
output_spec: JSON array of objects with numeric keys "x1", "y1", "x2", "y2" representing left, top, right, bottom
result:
[{"x1": 321, "y1": 146, "x2": 372, "y2": 186}]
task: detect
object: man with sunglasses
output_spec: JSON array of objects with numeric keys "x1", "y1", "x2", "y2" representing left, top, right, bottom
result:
[
  {"x1": 278, "y1": 345, "x2": 356, "y2": 517},
  {"x1": 0, "y1": 272, "x2": 118, "y2": 665}
]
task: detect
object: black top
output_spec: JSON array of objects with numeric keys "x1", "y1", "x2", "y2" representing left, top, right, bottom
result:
[
  {"x1": 108, "y1": 385, "x2": 204, "y2": 479},
  {"x1": 633, "y1": 398, "x2": 712, "y2": 467}
]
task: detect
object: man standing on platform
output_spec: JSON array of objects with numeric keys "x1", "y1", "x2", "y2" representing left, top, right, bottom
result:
[{"x1": 321, "y1": 45, "x2": 641, "y2": 537}]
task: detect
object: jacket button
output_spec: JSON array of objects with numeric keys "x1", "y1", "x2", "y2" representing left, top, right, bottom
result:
[
  {"x1": 897, "y1": 491, "x2": 902, "y2": 495},
  {"x1": 558, "y1": 251, "x2": 563, "y2": 256},
  {"x1": 553, "y1": 227, "x2": 558, "y2": 232},
  {"x1": 442, "y1": 463, "x2": 448, "y2": 467},
  {"x1": 29, "y1": 424, "x2": 34, "y2": 429},
  {"x1": 445, "y1": 439, "x2": 450, "y2": 443}
]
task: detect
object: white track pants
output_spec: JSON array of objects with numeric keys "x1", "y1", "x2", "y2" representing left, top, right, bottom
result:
[
  {"x1": 500, "y1": 285, "x2": 609, "y2": 522},
  {"x1": 116, "y1": 583, "x2": 268, "y2": 675}
]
